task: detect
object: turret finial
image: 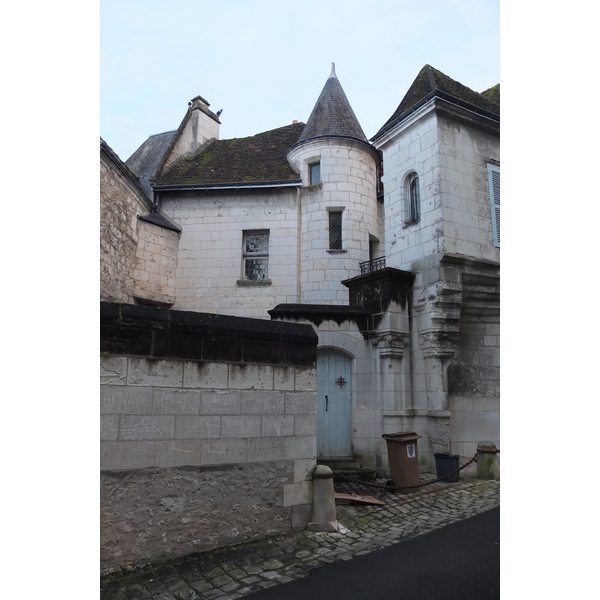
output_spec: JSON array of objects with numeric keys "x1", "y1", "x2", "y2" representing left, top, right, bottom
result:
[{"x1": 330, "y1": 63, "x2": 336, "y2": 78}]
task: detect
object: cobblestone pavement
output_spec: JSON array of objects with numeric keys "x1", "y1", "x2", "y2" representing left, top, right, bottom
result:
[{"x1": 100, "y1": 471, "x2": 500, "y2": 600}]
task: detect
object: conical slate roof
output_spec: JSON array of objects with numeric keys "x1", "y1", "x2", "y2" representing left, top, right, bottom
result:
[
  {"x1": 297, "y1": 64, "x2": 367, "y2": 144},
  {"x1": 371, "y1": 64, "x2": 500, "y2": 142}
]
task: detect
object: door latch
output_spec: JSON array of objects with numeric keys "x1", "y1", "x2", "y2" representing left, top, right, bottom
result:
[{"x1": 325, "y1": 395, "x2": 329, "y2": 411}]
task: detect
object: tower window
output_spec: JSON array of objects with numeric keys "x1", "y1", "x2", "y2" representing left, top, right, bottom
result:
[
  {"x1": 310, "y1": 162, "x2": 321, "y2": 185},
  {"x1": 328, "y1": 211, "x2": 342, "y2": 250},
  {"x1": 406, "y1": 173, "x2": 420, "y2": 223}
]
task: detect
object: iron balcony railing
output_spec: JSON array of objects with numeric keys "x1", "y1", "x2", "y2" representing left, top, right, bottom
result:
[{"x1": 360, "y1": 257, "x2": 386, "y2": 275}]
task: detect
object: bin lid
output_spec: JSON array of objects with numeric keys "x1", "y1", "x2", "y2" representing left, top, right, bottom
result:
[{"x1": 382, "y1": 431, "x2": 421, "y2": 442}]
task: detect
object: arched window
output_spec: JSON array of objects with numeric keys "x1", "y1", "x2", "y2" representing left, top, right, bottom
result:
[{"x1": 406, "y1": 173, "x2": 420, "y2": 223}]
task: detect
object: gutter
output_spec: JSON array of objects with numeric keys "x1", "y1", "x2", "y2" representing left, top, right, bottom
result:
[
  {"x1": 286, "y1": 134, "x2": 379, "y2": 160},
  {"x1": 153, "y1": 179, "x2": 302, "y2": 192}
]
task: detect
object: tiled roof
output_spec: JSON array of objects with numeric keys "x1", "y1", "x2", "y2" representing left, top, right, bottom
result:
[
  {"x1": 157, "y1": 122, "x2": 305, "y2": 186},
  {"x1": 371, "y1": 65, "x2": 500, "y2": 142},
  {"x1": 126, "y1": 130, "x2": 177, "y2": 197},
  {"x1": 296, "y1": 64, "x2": 367, "y2": 144},
  {"x1": 480, "y1": 83, "x2": 500, "y2": 106},
  {"x1": 138, "y1": 212, "x2": 182, "y2": 233}
]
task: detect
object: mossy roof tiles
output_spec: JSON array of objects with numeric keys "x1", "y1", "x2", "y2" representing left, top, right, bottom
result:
[
  {"x1": 157, "y1": 122, "x2": 305, "y2": 186},
  {"x1": 480, "y1": 83, "x2": 500, "y2": 106},
  {"x1": 372, "y1": 65, "x2": 500, "y2": 142}
]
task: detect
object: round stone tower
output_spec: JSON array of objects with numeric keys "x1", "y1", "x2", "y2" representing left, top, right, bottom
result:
[{"x1": 287, "y1": 64, "x2": 381, "y2": 304}]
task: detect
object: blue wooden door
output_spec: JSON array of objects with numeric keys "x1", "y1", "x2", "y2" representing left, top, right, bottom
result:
[{"x1": 317, "y1": 349, "x2": 352, "y2": 457}]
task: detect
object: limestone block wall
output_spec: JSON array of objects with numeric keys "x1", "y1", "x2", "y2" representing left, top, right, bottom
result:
[
  {"x1": 376, "y1": 105, "x2": 443, "y2": 271},
  {"x1": 160, "y1": 188, "x2": 300, "y2": 319},
  {"x1": 448, "y1": 314, "x2": 500, "y2": 458},
  {"x1": 100, "y1": 302, "x2": 318, "y2": 573},
  {"x1": 287, "y1": 138, "x2": 381, "y2": 304},
  {"x1": 449, "y1": 395, "x2": 500, "y2": 458},
  {"x1": 133, "y1": 219, "x2": 179, "y2": 306},
  {"x1": 101, "y1": 142, "x2": 181, "y2": 307},
  {"x1": 101, "y1": 146, "x2": 153, "y2": 304},
  {"x1": 437, "y1": 114, "x2": 500, "y2": 263}
]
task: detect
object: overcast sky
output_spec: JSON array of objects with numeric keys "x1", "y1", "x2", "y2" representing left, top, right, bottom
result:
[{"x1": 100, "y1": 0, "x2": 500, "y2": 162}]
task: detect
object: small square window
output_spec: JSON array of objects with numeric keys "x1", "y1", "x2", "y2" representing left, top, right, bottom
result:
[
  {"x1": 243, "y1": 231, "x2": 269, "y2": 280},
  {"x1": 310, "y1": 162, "x2": 321, "y2": 185}
]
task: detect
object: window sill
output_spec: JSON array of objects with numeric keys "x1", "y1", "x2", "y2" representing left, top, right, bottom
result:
[
  {"x1": 237, "y1": 279, "x2": 272, "y2": 286},
  {"x1": 326, "y1": 249, "x2": 347, "y2": 254},
  {"x1": 403, "y1": 219, "x2": 420, "y2": 228}
]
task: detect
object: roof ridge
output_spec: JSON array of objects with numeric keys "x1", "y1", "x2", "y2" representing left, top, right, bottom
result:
[
  {"x1": 148, "y1": 130, "x2": 177, "y2": 139},
  {"x1": 425, "y1": 64, "x2": 437, "y2": 91}
]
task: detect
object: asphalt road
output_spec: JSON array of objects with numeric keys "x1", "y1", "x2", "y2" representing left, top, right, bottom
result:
[{"x1": 243, "y1": 507, "x2": 500, "y2": 600}]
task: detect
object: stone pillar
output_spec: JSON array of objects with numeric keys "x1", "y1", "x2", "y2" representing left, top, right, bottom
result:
[
  {"x1": 477, "y1": 441, "x2": 500, "y2": 480},
  {"x1": 424, "y1": 355, "x2": 451, "y2": 412},
  {"x1": 415, "y1": 282, "x2": 462, "y2": 465},
  {"x1": 306, "y1": 465, "x2": 338, "y2": 532}
]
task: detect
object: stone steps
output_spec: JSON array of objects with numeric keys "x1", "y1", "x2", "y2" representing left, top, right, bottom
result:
[{"x1": 317, "y1": 457, "x2": 377, "y2": 481}]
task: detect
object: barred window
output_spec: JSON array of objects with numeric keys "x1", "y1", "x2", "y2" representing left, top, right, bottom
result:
[
  {"x1": 243, "y1": 231, "x2": 269, "y2": 280},
  {"x1": 406, "y1": 173, "x2": 420, "y2": 223},
  {"x1": 329, "y1": 211, "x2": 342, "y2": 250}
]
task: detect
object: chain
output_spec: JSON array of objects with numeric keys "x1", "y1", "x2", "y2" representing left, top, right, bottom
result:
[{"x1": 333, "y1": 450, "x2": 483, "y2": 493}]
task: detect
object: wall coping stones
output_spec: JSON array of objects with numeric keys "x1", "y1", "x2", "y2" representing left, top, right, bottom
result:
[
  {"x1": 101, "y1": 302, "x2": 318, "y2": 365},
  {"x1": 268, "y1": 303, "x2": 370, "y2": 331}
]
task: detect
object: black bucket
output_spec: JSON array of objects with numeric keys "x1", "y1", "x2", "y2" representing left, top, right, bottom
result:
[{"x1": 434, "y1": 453, "x2": 460, "y2": 483}]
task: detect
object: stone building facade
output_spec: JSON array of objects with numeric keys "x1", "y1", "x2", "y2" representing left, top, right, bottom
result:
[{"x1": 102, "y1": 63, "x2": 500, "y2": 484}]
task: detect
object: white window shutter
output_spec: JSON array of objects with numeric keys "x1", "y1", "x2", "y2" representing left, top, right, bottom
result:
[{"x1": 487, "y1": 164, "x2": 500, "y2": 248}]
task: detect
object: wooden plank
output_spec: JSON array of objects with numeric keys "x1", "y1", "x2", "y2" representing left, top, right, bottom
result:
[{"x1": 334, "y1": 493, "x2": 386, "y2": 506}]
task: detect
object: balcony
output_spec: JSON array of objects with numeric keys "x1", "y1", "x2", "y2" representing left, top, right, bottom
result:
[{"x1": 359, "y1": 257, "x2": 386, "y2": 275}]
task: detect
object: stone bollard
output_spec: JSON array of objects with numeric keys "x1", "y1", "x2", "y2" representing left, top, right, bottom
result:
[
  {"x1": 306, "y1": 465, "x2": 338, "y2": 532},
  {"x1": 477, "y1": 441, "x2": 500, "y2": 481}
]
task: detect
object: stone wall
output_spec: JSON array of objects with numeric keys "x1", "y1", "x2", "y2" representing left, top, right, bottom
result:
[
  {"x1": 100, "y1": 302, "x2": 318, "y2": 573},
  {"x1": 100, "y1": 144, "x2": 152, "y2": 304},
  {"x1": 377, "y1": 103, "x2": 442, "y2": 270},
  {"x1": 133, "y1": 219, "x2": 180, "y2": 306},
  {"x1": 448, "y1": 313, "x2": 500, "y2": 458},
  {"x1": 437, "y1": 112, "x2": 500, "y2": 263},
  {"x1": 101, "y1": 141, "x2": 181, "y2": 307},
  {"x1": 161, "y1": 188, "x2": 301, "y2": 318}
]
